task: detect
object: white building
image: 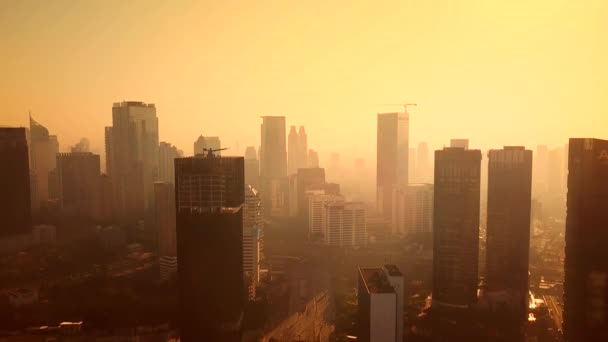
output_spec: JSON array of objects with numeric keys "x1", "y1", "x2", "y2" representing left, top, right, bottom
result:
[
  {"x1": 308, "y1": 191, "x2": 344, "y2": 237},
  {"x1": 323, "y1": 202, "x2": 366, "y2": 247},
  {"x1": 243, "y1": 186, "x2": 264, "y2": 288},
  {"x1": 358, "y1": 265, "x2": 404, "y2": 342},
  {"x1": 391, "y1": 183, "x2": 434, "y2": 235},
  {"x1": 158, "y1": 142, "x2": 182, "y2": 184}
]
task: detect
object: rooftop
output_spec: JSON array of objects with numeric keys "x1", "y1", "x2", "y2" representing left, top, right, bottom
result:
[{"x1": 359, "y1": 267, "x2": 395, "y2": 294}]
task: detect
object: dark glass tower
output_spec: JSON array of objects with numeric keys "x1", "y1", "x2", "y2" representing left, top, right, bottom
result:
[
  {"x1": 432, "y1": 147, "x2": 481, "y2": 308},
  {"x1": 0, "y1": 128, "x2": 31, "y2": 236},
  {"x1": 175, "y1": 154, "x2": 244, "y2": 342},
  {"x1": 564, "y1": 138, "x2": 608, "y2": 342},
  {"x1": 486, "y1": 146, "x2": 533, "y2": 339}
]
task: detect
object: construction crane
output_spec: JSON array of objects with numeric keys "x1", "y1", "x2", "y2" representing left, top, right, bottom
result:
[
  {"x1": 377, "y1": 102, "x2": 418, "y2": 114},
  {"x1": 203, "y1": 147, "x2": 228, "y2": 158}
]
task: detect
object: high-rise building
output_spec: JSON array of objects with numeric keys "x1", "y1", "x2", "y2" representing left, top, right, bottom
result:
[
  {"x1": 0, "y1": 128, "x2": 31, "y2": 236},
  {"x1": 154, "y1": 182, "x2": 177, "y2": 281},
  {"x1": 433, "y1": 146, "x2": 481, "y2": 308},
  {"x1": 193, "y1": 135, "x2": 221, "y2": 156},
  {"x1": 408, "y1": 147, "x2": 416, "y2": 183},
  {"x1": 56, "y1": 152, "x2": 101, "y2": 219},
  {"x1": 485, "y1": 146, "x2": 532, "y2": 330},
  {"x1": 391, "y1": 184, "x2": 433, "y2": 236},
  {"x1": 564, "y1": 138, "x2": 608, "y2": 342},
  {"x1": 308, "y1": 191, "x2": 344, "y2": 237},
  {"x1": 323, "y1": 202, "x2": 366, "y2": 247},
  {"x1": 260, "y1": 116, "x2": 287, "y2": 216},
  {"x1": 308, "y1": 149, "x2": 320, "y2": 168},
  {"x1": 450, "y1": 139, "x2": 469, "y2": 149},
  {"x1": 260, "y1": 116, "x2": 286, "y2": 179},
  {"x1": 287, "y1": 125, "x2": 309, "y2": 175},
  {"x1": 357, "y1": 265, "x2": 404, "y2": 342},
  {"x1": 244, "y1": 146, "x2": 260, "y2": 189},
  {"x1": 29, "y1": 115, "x2": 59, "y2": 208},
  {"x1": 106, "y1": 101, "x2": 159, "y2": 221},
  {"x1": 70, "y1": 138, "x2": 90, "y2": 153},
  {"x1": 158, "y1": 142, "x2": 182, "y2": 184},
  {"x1": 294, "y1": 168, "x2": 326, "y2": 217},
  {"x1": 416, "y1": 142, "x2": 431, "y2": 183},
  {"x1": 243, "y1": 185, "x2": 263, "y2": 286},
  {"x1": 175, "y1": 154, "x2": 244, "y2": 341},
  {"x1": 376, "y1": 112, "x2": 409, "y2": 219}
]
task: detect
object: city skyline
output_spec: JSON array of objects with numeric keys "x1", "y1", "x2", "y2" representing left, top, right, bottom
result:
[{"x1": 2, "y1": 1, "x2": 606, "y2": 158}]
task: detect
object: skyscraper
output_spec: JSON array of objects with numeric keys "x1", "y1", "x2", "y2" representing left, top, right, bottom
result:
[
  {"x1": 308, "y1": 191, "x2": 344, "y2": 237},
  {"x1": 391, "y1": 184, "x2": 434, "y2": 236},
  {"x1": 260, "y1": 116, "x2": 287, "y2": 216},
  {"x1": 193, "y1": 135, "x2": 221, "y2": 156},
  {"x1": 154, "y1": 182, "x2": 177, "y2": 281},
  {"x1": 29, "y1": 115, "x2": 59, "y2": 208},
  {"x1": 432, "y1": 146, "x2": 481, "y2": 308},
  {"x1": 244, "y1": 146, "x2": 260, "y2": 189},
  {"x1": 294, "y1": 168, "x2": 326, "y2": 217},
  {"x1": 243, "y1": 185, "x2": 263, "y2": 287},
  {"x1": 450, "y1": 139, "x2": 469, "y2": 149},
  {"x1": 0, "y1": 128, "x2": 31, "y2": 236},
  {"x1": 56, "y1": 152, "x2": 101, "y2": 219},
  {"x1": 287, "y1": 125, "x2": 309, "y2": 175},
  {"x1": 485, "y1": 146, "x2": 533, "y2": 330},
  {"x1": 260, "y1": 116, "x2": 287, "y2": 179},
  {"x1": 323, "y1": 202, "x2": 367, "y2": 247},
  {"x1": 158, "y1": 142, "x2": 182, "y2": 184},
  {"x1": 564, "y1": 138, "x2": 608, "y2": 342},
  {"x1": 376, "y1": 112, "x2": 409, "y2": 219},
  {"x1": 288, "y1": 126, "x2": 298, "y2": 175},
  {"x1": 357, "y1": 265, "x2": 404, "y2": 342},
  {"x1": 308, "y1": 149, "x2": 320, "y2": 168},
  {"x1": 106, "y1": 101, "x2": 159, "y2": 221},
  {"x1": 175, "y1": 154, "x2": 244, "y2": 341}
]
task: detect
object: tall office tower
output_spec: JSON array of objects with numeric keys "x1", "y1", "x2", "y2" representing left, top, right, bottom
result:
[
  {"x1": 107, "y1": 101, "x2": 159, "y2": 221},
  {"x1": 56, "y1": 152, "x2": 101, "y2": 218},
  {"x1": 29, "y1": 115, "x2": 59, "y2": 208},
  {"x1": 308, "y1": 149, "x2": 320, "y2": 168},
  {"x1": 260, "y1": 116, "x2": 287, "y2": 216},
  {"x1": 564, "y1": 138, "x2": 608, "y2": 342},
  {"x1": 450, "y1": 139, "x2": 469, "y2": 149},
  {"x1": 154, "y1": 182, "x2": 177, "y2": 281},
  {"x1": 175, "y1": 154, "x2": 244, "y2": 341},
  {"x1": 416, "y1": 142, "x2": 431, "y2": 183},
  {"x1": 432, "y1": 146, "x2": 481, "y2": 308},
  {"x1": 308, "y1": 191, "x2": 344, "y2": 237},
  {"x1": 485, "y1": 147, "x2": 532, "y2": 330},
  {"x1": 376, "y1": 112, "x2": 409, "y2": 219},
  {"x1": 260, "y1": 116, "x2": 287, "y2": 179},
  {"x1": 70, "y1": 138, "x2": 90, "y2": 153},
  {"x1": 287, "y1": 125, "x2": 309, "y2": 175},
  {"x1": 357, "y1": 265, "x2": 404, "y2": 342},
  {"x1": 243, "y1": 185, "x2": 263, "y2": 286},
  {"x1": 158, "y1": 142, "x2": 182, "y2": 184},
  {"x1": 548, "y1": 147, "x2": 565, "y2": 196},
  {"x1": 0, "y1": 128, "x2": 31, "y2": 236},
  {"x1": 294, "y1": 168, "x2": 326, "y2": 217},
  {"x1": 297, "y1": 126, "x2": 308, "y2": 170},
  {"x1": 391, "y1": 184, "x2": 434, "y2": 236},
  {"x1": 288, "y1": 126, "x2": 298, "y2": 175},
  {"x1": 323, "y1": 202, "x2": 367, "y2": 247},
  {"x1": 193, "y1": 135, "x2": 221, "y2": 156},
  {"x1": 244, "y1": 146, "x2": 260, "y2": 189}
]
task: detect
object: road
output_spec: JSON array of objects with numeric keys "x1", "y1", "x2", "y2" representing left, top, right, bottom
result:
[{"x1": 544, "y1": 295, "x2": 563, "y2": 334}]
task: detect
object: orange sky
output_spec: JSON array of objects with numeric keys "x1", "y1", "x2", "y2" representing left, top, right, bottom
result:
[{"x1": 1, "y1": 0, "x2": 606, "y2": 162}]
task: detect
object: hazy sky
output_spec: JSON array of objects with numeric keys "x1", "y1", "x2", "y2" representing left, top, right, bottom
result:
[{"x1": 1, "y1": 0, "x2": 606, "y2": 162}]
